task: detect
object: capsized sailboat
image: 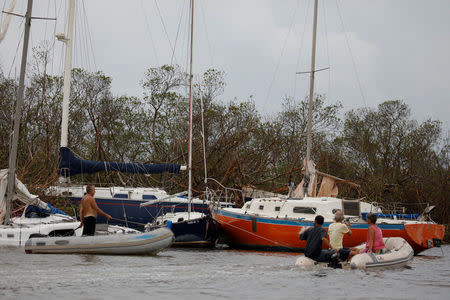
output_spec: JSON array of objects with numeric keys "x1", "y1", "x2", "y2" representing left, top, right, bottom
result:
[{"x1": 211, "y1": 0, "x2": 444, "y2": 255}]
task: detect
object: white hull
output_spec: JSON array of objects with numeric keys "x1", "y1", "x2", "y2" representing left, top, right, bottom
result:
[
  {"x1": 0, "y1": 215, "x2": 80, "y2": 247},
  {"x1": 350, "y1": 237, "x2": 414, "y2": 269},
  {"x1": 24, "y1": 227, "x2": 174, "y2": 255}
]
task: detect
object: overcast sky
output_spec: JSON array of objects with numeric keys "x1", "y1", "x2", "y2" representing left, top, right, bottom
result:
[{"x1": 1, "y1": 0, "x2": 449, "y2": 131}]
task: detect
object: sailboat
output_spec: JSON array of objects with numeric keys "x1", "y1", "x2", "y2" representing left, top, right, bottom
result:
[
  {"x1": 211, "y1": 0, "x2": 445, "y2": 255},
  {"x1": 142, "y1": 0, "x2": 219, "y2": 247},
  {"x1": 0, "y1": 0, "x2": 80, "y2": 246},
  {"x1": 45, "y1": 0, "x2": 205, "y2": 231}
]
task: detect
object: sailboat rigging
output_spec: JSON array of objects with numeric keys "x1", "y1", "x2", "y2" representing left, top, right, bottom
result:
[
  {"x1": 144, "y1": 0, "x2": 220, "y2": 247},
  {"x1": 211, "y1": 0, "x2": 445, "y2": 255}
]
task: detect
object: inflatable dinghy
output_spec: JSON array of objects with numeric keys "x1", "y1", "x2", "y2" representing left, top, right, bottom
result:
[
  {"x1": 349, "y1": 237, "x2": 414, "y2": 269},
  {"x1": 295, "y1": 237, "x2": 414, "y2": 269},
  {"x1": 24, "y1": 227, "x2": 173, "y2": 255}
]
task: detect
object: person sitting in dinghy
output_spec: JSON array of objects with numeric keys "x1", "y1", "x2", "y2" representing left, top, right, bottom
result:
[
  {"x1": 299, "y1": 215, "x2": 334, "y2": 262},
  {"x1": 328, "y1": 210, "x2": 358, "y2": 260},
  {"x1": 354, "y1": 212, "x2": 386, "y2": 254}
]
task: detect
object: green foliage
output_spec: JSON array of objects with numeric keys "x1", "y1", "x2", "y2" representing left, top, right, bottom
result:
[{"x1": 0, "y1": 49, "x2": 447, "y2": 224}]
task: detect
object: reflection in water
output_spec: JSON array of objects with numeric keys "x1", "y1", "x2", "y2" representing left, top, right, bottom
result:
[{"x1": 80, "y1": 254, "x2": 102, "y2": 264}]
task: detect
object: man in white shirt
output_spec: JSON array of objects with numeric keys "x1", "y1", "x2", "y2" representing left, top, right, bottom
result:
[{"x1": 328, "y1": 210, "x2": 356, "y2": 260}]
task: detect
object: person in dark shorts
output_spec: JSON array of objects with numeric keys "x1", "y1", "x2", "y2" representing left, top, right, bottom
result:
[
  {"x1": 80, "y1": 185, "x2": 112, "y2": 236},
  {"x1": 82, "y1": 216, "x2": 97, "y2": 236},
  {"x1": 299, "y1": 215, "x2": 334, "y2": 262}
]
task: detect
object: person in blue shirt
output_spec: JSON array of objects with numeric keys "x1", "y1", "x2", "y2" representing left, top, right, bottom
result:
[{"x1": 299, "y1": 215, "x2": 334, "y2": 262}]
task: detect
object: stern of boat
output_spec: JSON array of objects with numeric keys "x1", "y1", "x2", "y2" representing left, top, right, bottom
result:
[{"x1": 404, "y1": 223, "x2": 445, "y2": 254}]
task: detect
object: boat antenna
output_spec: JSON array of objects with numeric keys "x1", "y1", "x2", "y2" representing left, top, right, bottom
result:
[
  {"x1": 57, "y1": 0, "x2": 75, "y2": 183},
  {"x1": 187, "y1": 0, "x2": 194, "y2": 218},
  {"x1": 4, "y1": 0, "x2": 33, "y2": 225}
]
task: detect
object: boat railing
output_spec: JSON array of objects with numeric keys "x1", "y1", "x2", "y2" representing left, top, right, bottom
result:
[
  {"x1": 204, "y1": 178, "x2": 244, "y2": 208},
  {"x1": 365, "y1": 201, "x2": 436, "y2": 222}
]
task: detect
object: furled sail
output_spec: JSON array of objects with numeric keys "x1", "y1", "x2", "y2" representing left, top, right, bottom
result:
[{"x1": 58, "y1": 147, "x2": 181, "y2": 177}]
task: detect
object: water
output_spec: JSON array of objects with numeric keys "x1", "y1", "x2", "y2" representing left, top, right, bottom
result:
[{"x1": 0, "y1": 245, "x2": 449, "y2": 300}]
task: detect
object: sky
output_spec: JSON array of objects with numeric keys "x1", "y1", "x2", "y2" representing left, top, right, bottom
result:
[{"x1": 0, "y1": 0, "x2": 449, "y2": 132}]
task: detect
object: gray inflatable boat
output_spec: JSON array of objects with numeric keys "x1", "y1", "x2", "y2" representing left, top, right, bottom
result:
[{"x1": 24, "y1": 227, "x2": 174, "y2": 255}]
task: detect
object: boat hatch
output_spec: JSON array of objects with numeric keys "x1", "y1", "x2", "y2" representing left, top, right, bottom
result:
[
  {"x1": 275, "y1": 206, "x2": 280, "y2": 211},
  {"x1": 259, "y1": 205, "x2": 264, "y2": 210},
  {"x1": 293, "y1": 207, "x2": 316, "y2": 214}
]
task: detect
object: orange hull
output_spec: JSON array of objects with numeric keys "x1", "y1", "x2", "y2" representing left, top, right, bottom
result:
[{"x1": 212, "y1": 209, "x2": 445, "y2": 254}]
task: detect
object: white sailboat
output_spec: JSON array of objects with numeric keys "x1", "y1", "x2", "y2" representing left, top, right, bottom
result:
[{"x1": 0, "y1": 0, "x2": 80, "y2": 246}]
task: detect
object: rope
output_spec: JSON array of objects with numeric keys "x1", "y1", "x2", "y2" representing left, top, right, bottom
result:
[
  {"x1": 265, "y1": 0, "x2": 301, "y2": 107},
  {"x1": 334, "y1": 0, "x2": 367, "y2": 107},
  {"x1": 212, "y1": 214, "x2": 299, "y2": 251},
  {"x1": 110, "y1": 216, "x2": 147, "y2": 226}
]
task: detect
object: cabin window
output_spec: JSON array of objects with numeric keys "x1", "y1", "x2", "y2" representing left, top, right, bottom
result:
[
  {"x1": 62, "y1": 191, "x2": 72, "y2": 196},
  {"x1": 275, "y1": 206, "x2": 280, "y2": 212},
  {"x1": 245, "y1": 204, "x2": 250, "y2": 209},
  {"x1": 293, "y1": 207, "x2": 316, "y2": 214},
  {"x1": 7, "y1": 234, "x2": 14, "y2": 238},
  {"x1": 177, "y1": 218, "x2": 184, "y2": 222},
  {"x1": 113, "y1": 193, "x2": 128, "y2": 199},
  {"x1": 343, "y1": 200, "x2": 360, "y2": 216},
  {"x1": 259, "y1": 205, "x2": 264, "y2": 210},
  {"x1": 142, "y1": 195, "x2": 157, "y2": 200}
]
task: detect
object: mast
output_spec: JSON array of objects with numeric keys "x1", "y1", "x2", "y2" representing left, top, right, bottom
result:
[
  {"x1": 4, "y1": 0, "x2": 33, "y2": 225},
  {"x1": 58, "y1": 0, "x2": 75, "y2": 183},
  {"x1": 187, "y1": 0, "x2": 194, "y2": 216},
  {"x1": 304, "y1": 0, "x2": 318, "y2": 196}
]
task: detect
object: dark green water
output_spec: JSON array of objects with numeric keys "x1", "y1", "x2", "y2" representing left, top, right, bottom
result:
[{"x1": 0, "y1": 245, "x2": 448, "y2": 299}]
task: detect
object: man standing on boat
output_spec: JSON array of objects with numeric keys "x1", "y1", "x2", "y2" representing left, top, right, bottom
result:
[
  {"x1": 328, "y1": 210, "x2": 356, "y2": 260},
  {"x1": 80, "y1": 185, "x2": 112, "y2": 236},
  {"x1": 299, "y1": 215, "x2": 333, "y2": 262}
]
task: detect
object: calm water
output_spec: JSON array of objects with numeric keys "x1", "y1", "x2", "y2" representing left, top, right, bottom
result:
[{"x1": 0, "y1": 245, "x2": 448, "y2": 300}]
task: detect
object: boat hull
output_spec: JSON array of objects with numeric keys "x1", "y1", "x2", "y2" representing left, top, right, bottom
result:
[
  {"x1": 69, "y1": 196, "x2": 209, "y2": 229},
  {"x1": 24, "y1": 227, "x2": 174, "y2": 255},
  {"x1": 0, "y1": 218, "x2": 80, "y2": 247},
  {"x1": 170, "y1": 215, "x2": 218, "y2": 248},
  {"x1": 212, "y1": 208, "x2": 445, "y2": 255}
]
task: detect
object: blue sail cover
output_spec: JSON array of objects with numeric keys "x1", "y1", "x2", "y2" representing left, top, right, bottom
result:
[
  {"x1": 58, "y1": 147, "x2": 181, "y2": 177},
  {"x1": 25, "y1": 203, "x2": 68, "y2": 217}
]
